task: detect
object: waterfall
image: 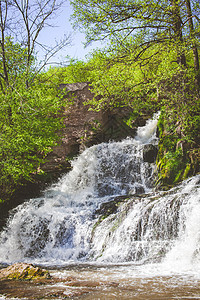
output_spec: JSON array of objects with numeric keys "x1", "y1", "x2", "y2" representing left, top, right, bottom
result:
[
  {"x1": 90, "y1": 175, "x2": 200, "y2": 267},
  {"x1": 0, "y1": 112, "x2": 199, "y2": 273}
]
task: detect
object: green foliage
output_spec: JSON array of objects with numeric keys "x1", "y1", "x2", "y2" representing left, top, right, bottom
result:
[
  {"x1": 0, "y1": 39, "x2": 65, "y2": 201},
  {"x1": 157, "y1": 148, "x2": 186, "y2": 185},
  {"x1": 71, "y1": 0, "x2": 200, "y2": 67},
  {"x1": 156, "y1": 77, "x2": 200, "y2": 187},
  {"x1": 44, "y1": 59, "x2": 91, "y2": 85},
  {"x1": 79, "y1": 46, "x2": 160, "y2": 113}
]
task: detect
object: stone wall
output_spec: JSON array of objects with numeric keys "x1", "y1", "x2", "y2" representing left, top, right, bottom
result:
[
  {"x1": 41, "y1": 83, "x2": 103, "y2": 174},
  {"x1": 42, "y1": 82, "x2": 136, "y2": 175}
]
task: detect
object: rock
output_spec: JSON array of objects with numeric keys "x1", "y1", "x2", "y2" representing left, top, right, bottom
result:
[
  {"x1": 0, "y1": 263, "x2": 51, "y2": 281},
  {"x1": 43, "y1": 83, "x2": 136, "y2": 173},
  {"x1": 94, "y1": 195, "x2": 129, "y2": 219},
  {"x1": 143, "y1": 144, "x2": 158, "y2": 163},
  {"x1": 135, "y1": 185, "x2": 145, "y2": 194}
]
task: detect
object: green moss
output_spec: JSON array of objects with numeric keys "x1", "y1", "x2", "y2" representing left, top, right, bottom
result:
[
  {"x1": 157, "y1": 114, "x2": 164, "y2": 133},
  {"x1": 156, "y1": 137, "x2": 188, "y2": 186},
  {"x1": 182, "y1": 164, "x2": 191, "y2": 180},
  {"x1": 6, "y1": 265, "x2": 51, "y2": 281},
  {"x1": 174, "y1": 170, "x2": 183, "y2": 183}
]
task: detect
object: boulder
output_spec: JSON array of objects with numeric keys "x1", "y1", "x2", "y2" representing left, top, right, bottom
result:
[
  {"x1": 0, "y1": 263, "x2": 51, "y2": 281},
  {"x1": 143, "y1": 144, "x2": 158, "y2": 163}
]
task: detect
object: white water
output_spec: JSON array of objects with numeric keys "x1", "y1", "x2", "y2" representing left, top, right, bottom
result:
[{"x1": 0, "y1": 112, "x2": 200, "y2": 281}]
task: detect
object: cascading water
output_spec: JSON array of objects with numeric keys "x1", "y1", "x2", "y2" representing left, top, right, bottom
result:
[
  {"x1": 90, "y1": 175, "x2": 200, "y2": 269},
  {"x1": 0, "y1": 112, "x2": 199, "y2": 278}
]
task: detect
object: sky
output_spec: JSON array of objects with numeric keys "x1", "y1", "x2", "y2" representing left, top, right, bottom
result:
[{"x1": 37, "y1": 2, "x2": 103, "y2": 66}]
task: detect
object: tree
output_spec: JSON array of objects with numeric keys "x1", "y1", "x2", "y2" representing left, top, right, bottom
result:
[
  {"x1": 0, "y1": 0, "x2": 71, "y2": 88},
  {"x1": 0, "y1": 38, "x2": 66, "y2": 202},
  {"x1": 71, "y1": 0, "x2": 200, "y2": 84},
  {"x1": 185, "y1": 0, "x2": 200, "y2": 85},
  {"x1": 70, "y1": 0, "x2": 200, "y2": 187},
  {"x1": 0, "y1": 0, "x2": 72, "y2": 202},
  {"x1": 45, "y1": 58, "x2": 91, "y2": 85}
]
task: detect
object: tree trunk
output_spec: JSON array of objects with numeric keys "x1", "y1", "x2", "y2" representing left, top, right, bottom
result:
[
  {"x1": 185, "y1": 0, "x2": 200, "y2": 87},
  {"x1": 0, "y1": 1, "x2": 9, "y2": 87},
  {"x1": 170, "y1": 0, "x2": 187, "y2": 67}
]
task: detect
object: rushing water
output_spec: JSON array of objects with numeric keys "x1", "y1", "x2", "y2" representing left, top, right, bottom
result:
[{"x1": 0, "y1": 112, "x2": 200, "y2": 299}]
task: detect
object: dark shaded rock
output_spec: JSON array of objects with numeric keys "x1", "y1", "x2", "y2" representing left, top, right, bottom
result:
[
  {"x1": 143, "y1": 144, "x2": 158, "y2": 163},
  {"x1": 94, "y1": 195, "x2": 129, "y2": 219},
  {"x1": 135, "y1": 185, "x2": 145, "y2": 194}
]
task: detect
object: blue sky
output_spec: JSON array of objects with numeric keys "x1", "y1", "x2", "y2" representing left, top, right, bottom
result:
[{"x1": 37, "y1": 3, "x2": 103, "y2": 66}]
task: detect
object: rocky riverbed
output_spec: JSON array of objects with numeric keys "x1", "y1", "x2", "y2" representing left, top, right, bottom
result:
[
  {"x1": 1, "y1": 263, "x2": 200, "y2": 299},
  {"x1": 0, "y1": 263, "x2": 101, "y2": 299}
]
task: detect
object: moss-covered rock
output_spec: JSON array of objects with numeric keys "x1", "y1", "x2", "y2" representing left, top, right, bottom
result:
[
  {"x1": 0, "y1": 263, "x2": 51, "y2": 281},
  {"x1": 156, "y1": 109, "x2": 200, "y2": 188}
]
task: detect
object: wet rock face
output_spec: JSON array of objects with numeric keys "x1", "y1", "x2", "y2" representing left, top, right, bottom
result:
[
  {"x1": 143, "y1": 144, "x2": 158, "y2": 163},
  {"x1": 0, "y1": 263, "x2": 51, "y2": 281}
]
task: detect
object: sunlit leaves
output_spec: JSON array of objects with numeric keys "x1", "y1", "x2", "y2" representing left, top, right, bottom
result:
[{"x1": 0, "y1": 39, "x2": 65, "y2": 200}]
